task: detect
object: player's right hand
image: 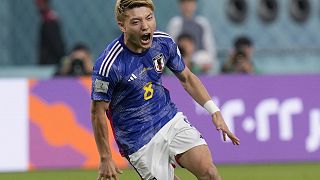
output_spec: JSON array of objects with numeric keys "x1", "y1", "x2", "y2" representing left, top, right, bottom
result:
[{"x1": 97, "y1": 157, "x2": 123, "y2": 180}]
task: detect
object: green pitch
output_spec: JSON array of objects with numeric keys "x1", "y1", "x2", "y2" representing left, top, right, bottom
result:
[{"x1": 1, "y1": 163, "x2": 319, "y2": 180}]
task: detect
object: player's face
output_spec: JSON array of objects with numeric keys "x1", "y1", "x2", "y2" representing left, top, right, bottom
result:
[{"x1": 119, "y1": 7, "x2": 156, "y2": 53}]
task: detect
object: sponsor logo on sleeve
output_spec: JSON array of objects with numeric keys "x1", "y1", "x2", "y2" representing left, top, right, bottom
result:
[{"x1": 94, "y1": 79, "x2": 109, "y2": 93}]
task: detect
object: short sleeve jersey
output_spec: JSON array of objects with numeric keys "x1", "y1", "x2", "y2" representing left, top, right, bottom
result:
[{"x1": 91, "y1": 31, "x2": 185, "y2": 156}]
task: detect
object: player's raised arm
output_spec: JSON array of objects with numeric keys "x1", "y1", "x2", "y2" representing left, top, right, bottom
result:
[
  {"x1": 174, "y1": 67, "x2": 240, "y2": 145},
  {"x1": 174, "y1": 67, "x2": 210, "y2": 105},
  {"x1": 91, "y1": 100, "x2": 122, "y2": 180}
]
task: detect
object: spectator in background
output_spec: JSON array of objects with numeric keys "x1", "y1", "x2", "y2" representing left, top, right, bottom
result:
[
  {"x1": 221, "y1": 36, "x2": 255, "y2": 74},
  {"x1": 35, "y1": 0, "x2": 65, "y2": 65},
  {"x1": 55, "y1": 43, "x2": 93, "y2": 76},
  {"x1": 234, "y1": 36, "x2": 254, "y2": 60},
  {"x1": 222, "y1": 51, "x2": 254, "y2": 74},
  {"x1": 177, "y1": 33, "x2": 201, "y2": 74},
  {"x1": 167, "y1": 0, "x2": 218, "y2": 74}
]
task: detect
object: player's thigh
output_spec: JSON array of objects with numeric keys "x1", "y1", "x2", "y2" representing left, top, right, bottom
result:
[
  {"x1": 177, "y1": 145, "x2": 219, "y2": 177},
  {"x1": 128, "y1": 125, "x2": 175, "y2": 180}
]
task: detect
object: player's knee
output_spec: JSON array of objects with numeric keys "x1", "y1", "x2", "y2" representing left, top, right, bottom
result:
[
  {"x1": 174, "y1": 174, "x2": 180, "y2": 180},
  {"x1": 207, "y1": 166, "x2": 221, "y2": 180},
  {"x1": 198, "y1": 166, "x2": 221, "y2": 180}
]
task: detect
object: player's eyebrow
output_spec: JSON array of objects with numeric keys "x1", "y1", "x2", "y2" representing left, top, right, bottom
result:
[
  {"x1": 130, "y1": 12, "x2": 154, "y2": 22},
  {"x1": 146, "y1": 12, "x2": 154, "y2": 18},
  {"x1": 129, "y1": 16, "x2": 142, "y2": 22}
]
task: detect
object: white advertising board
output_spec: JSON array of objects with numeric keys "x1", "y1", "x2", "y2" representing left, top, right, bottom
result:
[{"x1": 0, "y1": 79, "x2": 28, "y2": 172}]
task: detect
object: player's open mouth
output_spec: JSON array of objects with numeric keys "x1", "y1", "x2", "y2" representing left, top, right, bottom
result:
[{"x1": 141, "y1": 33, "x2": 151, "y2": 45}]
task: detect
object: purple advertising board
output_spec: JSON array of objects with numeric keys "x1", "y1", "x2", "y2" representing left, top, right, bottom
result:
[
  {"x1": 163, "y1": 75, "x2": 320, "y2": 164},
  {"x1": 27, "y1": 75, "x2": 320, "y2": 170}
]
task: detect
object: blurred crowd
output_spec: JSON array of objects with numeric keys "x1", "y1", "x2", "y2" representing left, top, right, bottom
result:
[{"x1": 35, "y1": 0, "x2": 256, "y2": 77}]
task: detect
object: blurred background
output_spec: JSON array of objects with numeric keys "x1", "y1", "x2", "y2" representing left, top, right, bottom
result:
[
  {"x1": 1, "y1": 0, "x2": 320, "y2": 179},
  {"x1": 1, "y1": 0, "x2": 320, "y2": 76}
]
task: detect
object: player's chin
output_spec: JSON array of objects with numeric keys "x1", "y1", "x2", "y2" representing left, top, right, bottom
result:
[{"x1": 140, "y1": 41, "x2": 152, "y2": 49}]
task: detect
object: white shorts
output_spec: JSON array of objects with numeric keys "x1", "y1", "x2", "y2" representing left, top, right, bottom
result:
[{"x1": 128, "y1": 112, "x2": 207, "y2": 180}]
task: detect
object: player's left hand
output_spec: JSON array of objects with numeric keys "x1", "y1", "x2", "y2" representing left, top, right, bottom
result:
[{"x1": 211, "y1": 111, "x2": 240, "y2": 145}]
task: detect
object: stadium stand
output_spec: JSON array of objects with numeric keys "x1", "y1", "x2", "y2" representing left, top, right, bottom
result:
[{"x1": 0, "y1": 0, "x2": 320, "y2": 77}]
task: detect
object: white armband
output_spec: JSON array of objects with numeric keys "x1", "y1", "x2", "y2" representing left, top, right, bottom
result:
[{"x1": 203, "y1": 100, "x2": 220, "y2": 115}]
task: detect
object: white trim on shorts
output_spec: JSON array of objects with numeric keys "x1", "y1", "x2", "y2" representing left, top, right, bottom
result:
[{"x1": 128, "y1": 112, "x2": 207, "y2": 180}]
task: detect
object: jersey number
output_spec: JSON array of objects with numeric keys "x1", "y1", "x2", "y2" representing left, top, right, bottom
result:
[{"x1": 143, "y1": 82, "x2": 154, "y2": 100}]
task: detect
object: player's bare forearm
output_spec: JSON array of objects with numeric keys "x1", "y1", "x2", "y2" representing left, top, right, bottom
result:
[
  {"x1": 176, "y1": 68, "x2": 240, "y2": 145},
  {"x1": 91, "y1": 101, "x2": 123, "y2": 179},
  {"x1": 91, "y1": 100, "x2": 112, "y2": 159},
  {"x1": 175, "y1": 67, "x2": 211, "y2": 106}
]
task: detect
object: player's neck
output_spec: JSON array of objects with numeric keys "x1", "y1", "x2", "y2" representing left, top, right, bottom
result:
[{"x1": 123, "y1": 34, "x2": 148, "y2": 54}]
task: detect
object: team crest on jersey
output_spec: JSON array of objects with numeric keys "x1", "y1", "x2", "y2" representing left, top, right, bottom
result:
[{"x1": 153, "y1": 53, "x2": 165, "y2": 73}]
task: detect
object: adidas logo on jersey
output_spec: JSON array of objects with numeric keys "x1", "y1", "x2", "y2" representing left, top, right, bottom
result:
[{"x1": 128, "y1": 73, "x2": 137, "y2": 82}]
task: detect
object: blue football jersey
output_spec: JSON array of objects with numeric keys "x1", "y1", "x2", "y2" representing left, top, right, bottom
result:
[{"x1": 91, "y1": 31, "x2": 186, "y2": 156}]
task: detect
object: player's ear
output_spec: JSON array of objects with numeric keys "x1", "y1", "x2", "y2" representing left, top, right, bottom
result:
[{"x1": 117, "y1": 21, "x2": 126, "y2": 33}]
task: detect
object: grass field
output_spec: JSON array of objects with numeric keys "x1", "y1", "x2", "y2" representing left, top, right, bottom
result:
[{"x1": 1, "y1": 163, "x2": 320, "y2": 180}]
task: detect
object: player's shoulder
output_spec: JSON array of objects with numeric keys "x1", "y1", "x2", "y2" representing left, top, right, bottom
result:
[
  {"x1": 94, "y1": 38, "x2": 124, "y2": 77},
  {"x1": 153, "y1": 31, "x2": 175, "y2": 45},
  {"x1": 153, "y1": 31, "x2": 173, "y2": 40}
]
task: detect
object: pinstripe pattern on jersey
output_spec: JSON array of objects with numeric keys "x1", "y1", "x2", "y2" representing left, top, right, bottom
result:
[
  {"x1": 153, "y1": 31, "x2": 171, "y2": 40},
  {"x1": 99, "y1": 41, "x2": 123, "y2": 77},
  {"x1": 153, "y1": 31, "x2": 170, "y2": 37}
]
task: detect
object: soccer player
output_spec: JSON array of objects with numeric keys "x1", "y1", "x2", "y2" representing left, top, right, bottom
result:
[{"x1": 91, "y1": 0, "x2": 240, "y2": 180}]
